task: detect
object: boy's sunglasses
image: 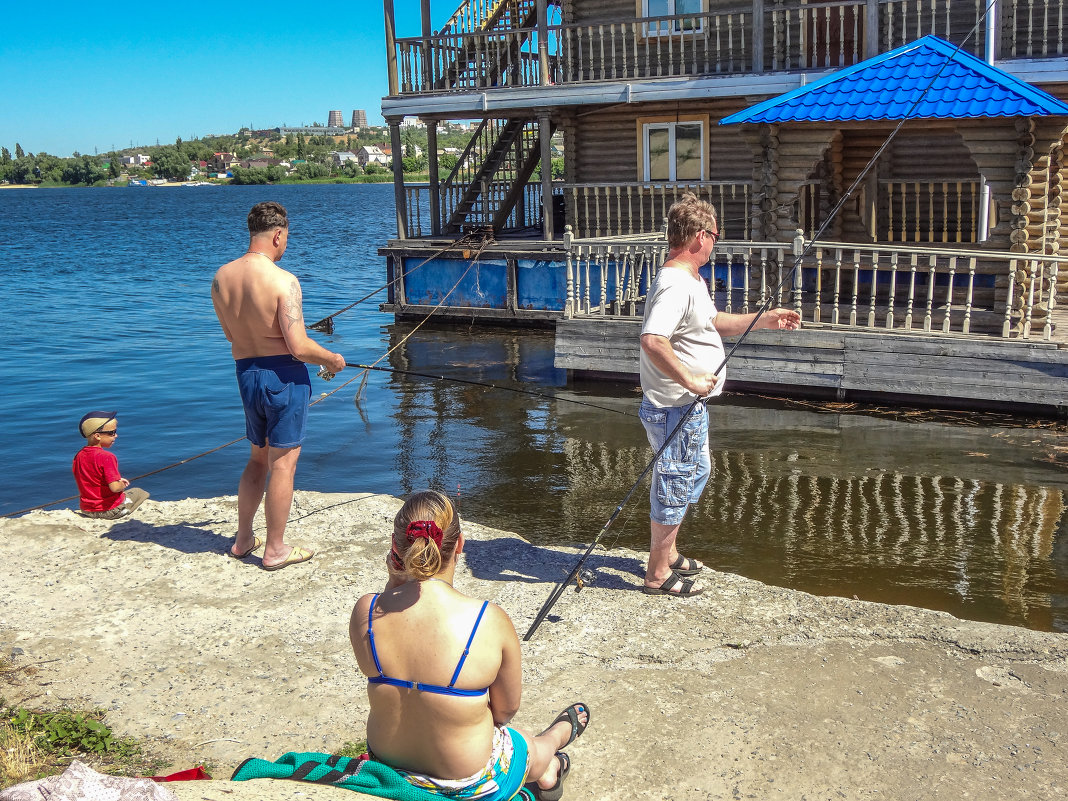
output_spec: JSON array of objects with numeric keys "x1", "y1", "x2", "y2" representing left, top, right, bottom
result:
[{"x1": 97, "y1": 430, "x2": 118, "y2": 436}]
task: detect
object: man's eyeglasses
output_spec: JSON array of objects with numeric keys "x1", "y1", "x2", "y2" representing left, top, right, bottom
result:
[
  {"x1": 704, "y1": 229, "x2": 720, "y2": 245},
  {"x1": 97, "y1": 430, "x2": 118, "y2": 436}
]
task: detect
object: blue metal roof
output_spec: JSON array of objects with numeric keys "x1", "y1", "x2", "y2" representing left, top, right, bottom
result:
[{"x1": 721, "y1": 35, "x2": 1068, "y2": 124}]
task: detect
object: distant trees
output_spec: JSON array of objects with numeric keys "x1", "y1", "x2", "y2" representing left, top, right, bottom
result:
[
  {"x1": 295, "y1": 161, "x2": 328, "y2": 180},
  {"x1": 150, "y1": 145, "x2": 190, "y2": 181},
  {"x1": 0, "y1": 125, "x2": 415, "y2": 186},
  {"x1": 61, "y1": 155, "x2": 107, "y2": 185},
  {"x1": 230, "y1": 166, "x2": 269, "y2": 185}
]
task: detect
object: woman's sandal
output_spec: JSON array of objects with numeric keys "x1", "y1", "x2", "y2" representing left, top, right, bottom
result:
[
  {"x1": 669, "y1": 554, "x2": 705, "y2": 576},
  {"x1": 525, "y1": 752, "x2": 570, "y2": 801},
  {"x1": 549, "y1": 702, "x2": 590, "y2": 747}
]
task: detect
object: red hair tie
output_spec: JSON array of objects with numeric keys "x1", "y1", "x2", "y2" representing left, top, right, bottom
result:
[{"x1": 406, "y1": 520, "x2": 443, "y2": 549}]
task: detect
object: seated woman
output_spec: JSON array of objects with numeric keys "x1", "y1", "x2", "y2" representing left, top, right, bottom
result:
[{"x1": 349, "y1": 490, "x2": 590, "y2": 801}]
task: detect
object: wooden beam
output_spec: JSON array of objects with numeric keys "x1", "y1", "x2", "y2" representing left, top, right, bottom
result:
[
  {"x1": 389, "y1": 120, "x2": 407, "y2": 239},
  {"x1": 427, "y1": 121, "x2": 441, "y2": 236},
  {"x1": 384, "y1": 0, "x2": 398, "y2": 97},
  {"x1": 540, "y1": 112, "x2": 555, "y2": 240}
]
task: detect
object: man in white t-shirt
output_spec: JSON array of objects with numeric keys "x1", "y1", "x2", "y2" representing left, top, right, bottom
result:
[{"x1": 639, "y1": 194, "x2": 800, "y2": 596}]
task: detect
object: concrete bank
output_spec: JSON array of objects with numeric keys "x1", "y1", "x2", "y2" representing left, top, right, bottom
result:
[{"x1": 1, "y1": 492, "x2": 1065, "y2": 800}]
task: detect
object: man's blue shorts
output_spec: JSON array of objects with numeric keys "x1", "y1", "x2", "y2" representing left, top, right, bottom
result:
[
  {"x1": 639, "y1": 395, "x2": 711, "y2": 526},
  {"x1": 235, "y1": 355, "x2": 311, "y2": 448}
]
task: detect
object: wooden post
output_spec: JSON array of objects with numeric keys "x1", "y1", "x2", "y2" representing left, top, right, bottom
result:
[
  {"x1": 421, "y1": 0, "x2": 433, "y2": 89},
  {"x1": 539, "y1": 111, "x2": 554, "y2": 240},
  {"x1": 537, "y1": 0, "x2": 550, "y2": 85},
  {"x1": 427, "y1": 120, "x2": 441, "y2": 236},
  {"x1": 751, "y1": 0, "x2": 764, "y2": 73},
  {"x1": 384, "y1": 0, "x2": 398, "y2": 97},
  {"x1": 864, "y1": 0, "x2": 879, "y2": 60},
  {"x1": 389, "y1": 119, "x2": 408, "y2": 239}
]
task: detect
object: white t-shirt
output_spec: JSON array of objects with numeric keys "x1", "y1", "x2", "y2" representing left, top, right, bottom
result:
[{"x1": 639, "y1": 265, "x2": 726, "y2": 407}]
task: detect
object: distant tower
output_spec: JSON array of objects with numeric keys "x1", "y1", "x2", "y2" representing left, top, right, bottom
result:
[
  {"x1": 328, "y1": 110, "x2": 344, "y2": 128},
  {"x1": 351, "y1": 109, "x2": 368, "y2": 128}
]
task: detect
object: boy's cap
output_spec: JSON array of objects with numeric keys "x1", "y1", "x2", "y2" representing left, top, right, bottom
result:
[{"x1": 79, "y1": 411, "x2": 117, "y2": 438}]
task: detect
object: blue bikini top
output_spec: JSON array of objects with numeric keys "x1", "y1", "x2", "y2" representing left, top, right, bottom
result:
[{"x1": 366, "y1": 593, "x2": 490, "y2": 697}]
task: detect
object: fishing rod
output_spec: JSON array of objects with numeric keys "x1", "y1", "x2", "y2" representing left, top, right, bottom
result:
[
  {"x1": 309, "y1": 231, "x2": 485, "y2": 333},
  {"x1": 4, "y1": 240, "x2": 505, "y2": 520},
  {"x1": 523, "y1": 16, "x2": 995, "y2": 640},
  {"x1": 344, "y1": 362, "x2": 634, "y2": 416}
]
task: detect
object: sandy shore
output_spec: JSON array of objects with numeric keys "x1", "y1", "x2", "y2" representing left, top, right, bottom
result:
[{"x1": 2, "y1": 492, "x2": 1066, "y2": 800}]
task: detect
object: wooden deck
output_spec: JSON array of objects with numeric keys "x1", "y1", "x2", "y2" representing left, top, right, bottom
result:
[{"x1": 555, "y1": 317, "x2": 1068, "y2": 415}]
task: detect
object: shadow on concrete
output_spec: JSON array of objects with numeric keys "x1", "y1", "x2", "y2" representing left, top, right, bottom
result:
[
  {"x1": 102, "y1": 516, "x2": 233, "y2": 556},
  {"x1": 463, "y1": 536, "x2": 646, "y2": 591}
]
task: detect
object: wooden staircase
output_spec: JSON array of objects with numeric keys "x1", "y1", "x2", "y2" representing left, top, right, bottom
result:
[
  {"x1": 441, "y1": 116, "x2": 555, "y2": 233},
  {"x1": 436, "y1": 0, "x2": 547, "y2": 90}
]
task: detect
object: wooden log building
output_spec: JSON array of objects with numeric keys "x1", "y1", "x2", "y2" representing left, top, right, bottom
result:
[{"x1": 378, "y1": 0, "x2": 1068, "y2": 414}]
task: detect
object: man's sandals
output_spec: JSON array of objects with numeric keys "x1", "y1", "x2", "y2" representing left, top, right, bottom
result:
[
  {"x1": 643, "y1": 570, "x2": 703, "y2": 597},
  {"x1": 525, "y1": 703, "x2": 589, "y2": 801},
  {"x1": 669, "y1": 554, "x2": 705, "y2": 576}
]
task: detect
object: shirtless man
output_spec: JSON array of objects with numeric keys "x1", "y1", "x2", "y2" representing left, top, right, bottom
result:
[{"x1": 212, "y1": 201, "x2": 346, "y2": 570}]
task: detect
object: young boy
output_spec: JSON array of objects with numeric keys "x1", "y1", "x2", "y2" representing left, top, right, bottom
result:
[{"x1": 72, "y1": 410, "x2": 150, "y2": 519}]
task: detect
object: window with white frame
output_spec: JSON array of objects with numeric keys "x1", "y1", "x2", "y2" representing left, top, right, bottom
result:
[
  {"x1": 643, "y1": 0, "x2": 705, "y2": 35},
  {"x1": 641, "y1": 119, "x2": 706, "y2": 181}
]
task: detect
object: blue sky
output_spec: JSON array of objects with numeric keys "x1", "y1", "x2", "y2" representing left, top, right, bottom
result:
[{"x1": 1, "y1": 2, "x2": 448, "y2": 158}]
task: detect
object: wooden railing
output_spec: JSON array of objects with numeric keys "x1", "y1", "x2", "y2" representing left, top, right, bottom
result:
[
  {"x1": 563, "y1": 181, "x2": 755, "y2": 239},
  {"x1": 1002, "y1": 0, "x2": 1068, "y2": 57},
  {"x1": 563, "y1": 230, "x2": 1064, "y2": 339},
  {"x1": 389, "y1": 0, "x2": 1066, "y2": 95},
  {"x1": 397, "y1": 31, "x2": 547, "y2": 93},
  {"x1": 882, "y1": 179, "x2": 982, "y2": 243},
  {"x1": 405, "y1": 181, "x2": 548, "y2": 236},
  {"x1": 556, "y1": 9, "x2": 753, "y2": 81}
]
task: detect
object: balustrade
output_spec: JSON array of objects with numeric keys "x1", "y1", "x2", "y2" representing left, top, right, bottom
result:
[
  {"x1": 563, "y1": 231, "x2": 1064, "y2": 339},
  {"x1": 405, "y1": 181, "x2": 546, "y2": 235},
  {"x1": 388, "y1": 0, "x2": 1067, "y2": 96},
  {"x1": 563, "y1": 181, "x2": 754, "y2": 239}
]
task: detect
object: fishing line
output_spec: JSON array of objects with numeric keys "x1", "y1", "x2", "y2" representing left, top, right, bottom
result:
[
  {"x1": 524, "y1": 10, "x2": 997, "y2": 639},
  {"x1": 4, "y1": 243, "x2": 495, "y2": 519},
  {"x1": 345, "y1": 362, "x2": 635, "y2": 416},
  {"x1": 308, "y1": 231, "x2": 483, "y2": 332}
]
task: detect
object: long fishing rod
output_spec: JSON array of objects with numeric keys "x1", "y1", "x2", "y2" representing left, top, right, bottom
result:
[
  {"x1": 523, "y1": 16, "x2": 995, "y2": 640},
  {"x1": 344, "y1": 362, "x2": 634, "y2": 416},
  {"x1": 309, "y1": 231, "x2": 484, "y2": 332}
]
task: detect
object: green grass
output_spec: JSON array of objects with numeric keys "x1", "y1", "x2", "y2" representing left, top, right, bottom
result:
[
  {"x1": 0, "y1": 698, "x2": 169, "y2": 789},
  {"x1": 333, "y1": 740, "x2": 368, "y2": 759}
]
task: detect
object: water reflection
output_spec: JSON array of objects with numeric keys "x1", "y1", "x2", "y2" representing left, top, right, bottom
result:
[{"x1": 384, "y1": 323, "x2": 1068, "y2": 632}]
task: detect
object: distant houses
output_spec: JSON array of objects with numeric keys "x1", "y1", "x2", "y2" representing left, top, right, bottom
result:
[
  {"x1": 210, "y1": 153, "x2": 237, "y2": 173},
  {"x1": 357, "y1": 145, "x2": 390, "y2": 168}
]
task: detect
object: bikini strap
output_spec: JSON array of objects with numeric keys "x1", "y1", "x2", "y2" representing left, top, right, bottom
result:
[
  {"x1": 448, "y1": 600, "x2": 489, "y2": 689},
  {"x1": 367, "y1": 593, "x2": 385, "y2": 677}
]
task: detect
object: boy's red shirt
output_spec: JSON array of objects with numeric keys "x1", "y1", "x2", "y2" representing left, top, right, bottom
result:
[{"x1": 72, "y1": 446, "x2": 125, "y2": 512}]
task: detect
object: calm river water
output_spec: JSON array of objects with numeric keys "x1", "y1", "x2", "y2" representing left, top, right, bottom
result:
[{"x1": 2, "y1": 183, "x2": 1066, "y2": 631}]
